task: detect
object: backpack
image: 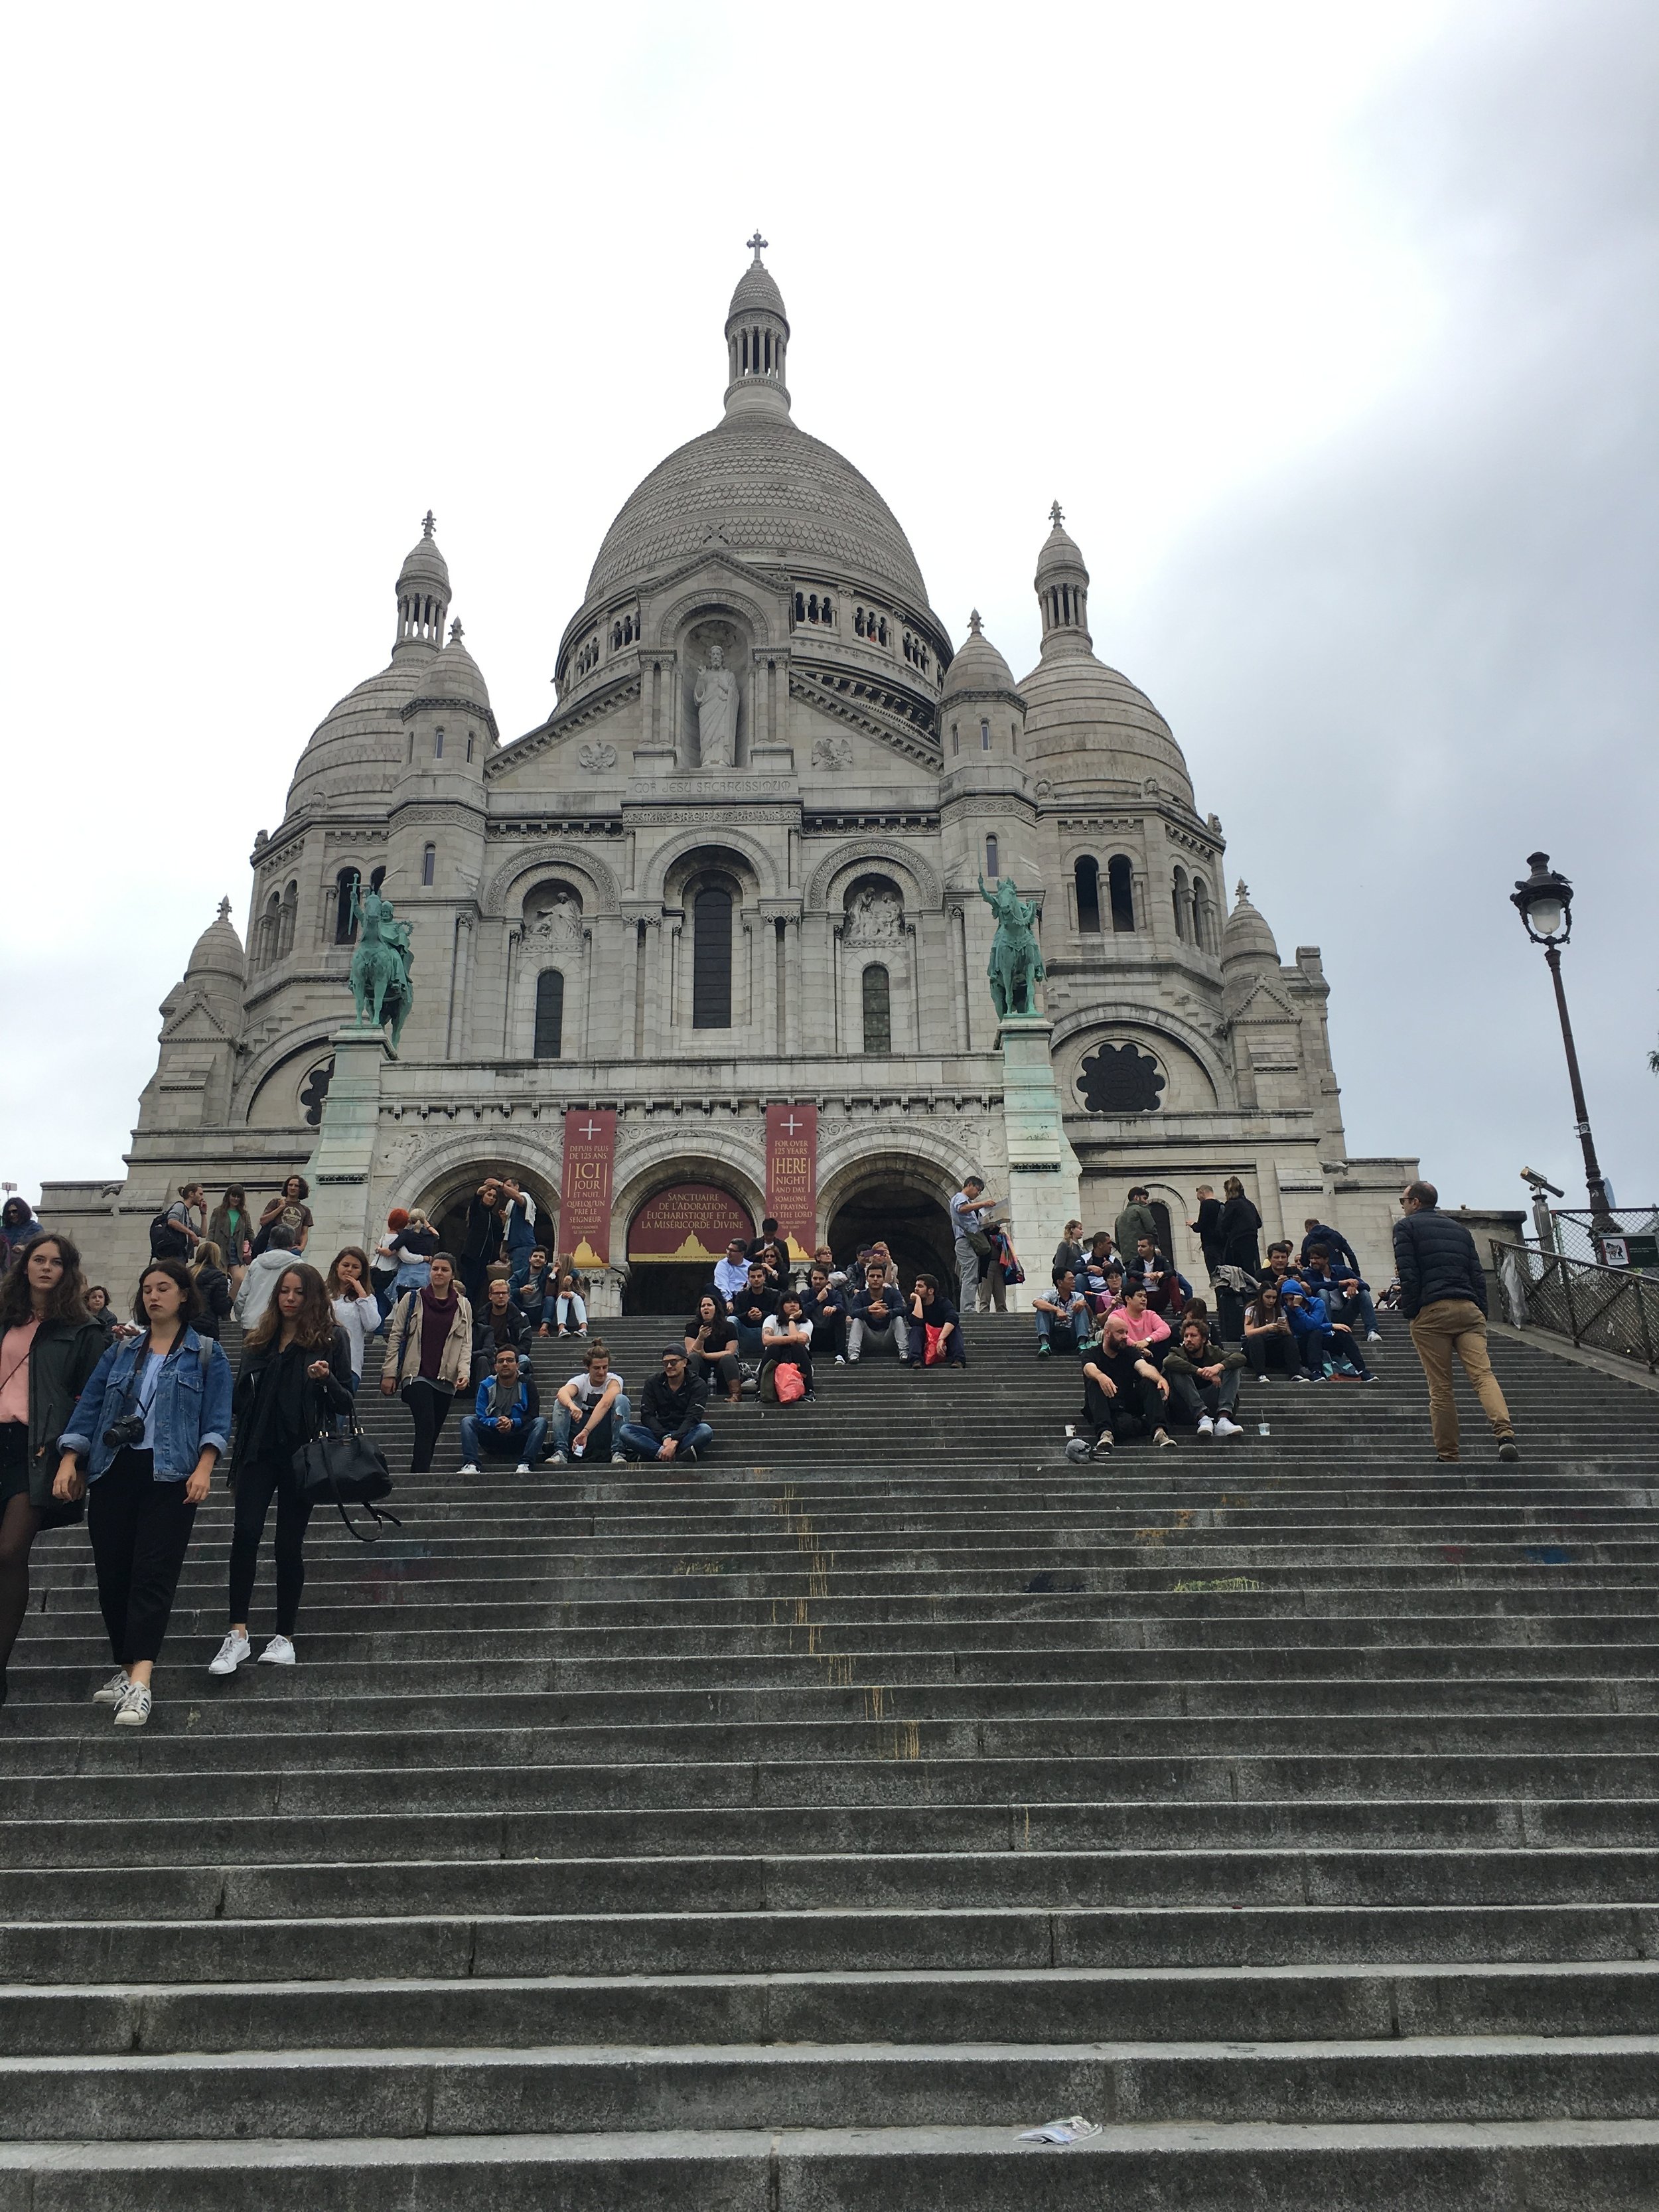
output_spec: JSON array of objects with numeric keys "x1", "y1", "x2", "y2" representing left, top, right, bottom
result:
[{"x1": 149, "y1": 1210, "x2": 190, "y2": 1260}]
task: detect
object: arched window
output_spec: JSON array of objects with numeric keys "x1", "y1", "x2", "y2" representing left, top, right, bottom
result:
[
  {"x1": 1172, "y1": 865, "x2": 1189, "y2": 940},
  {"x1": 1107, "y1": 854, "x2": 1135, "y2": 932},
  {"x1": 795, "y1": 591, "x2": 805, "y2": 621},
  {"x1": 433, "y1": 727, "x2": 444, "y2": 759},
  {"x1": 1074, "y1": 855, "x2": 1101, "y2": 934},
  {"x1": 1194, "y1": 878, "x2": 1214, "y2": 952},
  {"x1": 421, "y1": 844, "x2": 436, "y2": 888},
  {"x1": 980, "y1": 719, "x2": 991, "y2": 751},
  {"x1": 985, "y1": 834, "x2": 999, "y2": 878},
  {"x1": 277, "y1": 881, "x2": 297, "y2": 957},
  {"x1": 861, "y1": 963, "x2": 891, "y2": 1054},
  {"x1": 534, "y1": 969, "x2": 565, "y2": 1059},
  {"x1": 692, "y1": 884, "x2": 733, "y2": 1028},
  {"x1": 259, "y1": 890, "x2": 280, "y2": 969},
  {"x1": 334, "y1": 867, "x2": 360, "y2": 944}
]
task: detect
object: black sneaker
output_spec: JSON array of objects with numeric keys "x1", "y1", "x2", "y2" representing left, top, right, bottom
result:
[{"x1": 1497, "y1": 1439, "x2": 1520, "y2": 1463}]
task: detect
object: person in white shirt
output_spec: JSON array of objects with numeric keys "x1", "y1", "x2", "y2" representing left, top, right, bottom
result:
[
  {"x1": 760, "y1": 1291, "x2": 814, "y2": 1400},
  {"x1": 323, "y1": 1247, "x2": 383, "y2": 1388},
  {"x1": 712, "y1": 1239, "x2": 752, "y2": 1311},
  {"x1": 948, "y1": 1175, "x2": 998, "y2": 1309},
  {"x1": 550, "y1": 1344, "x2": 630, "y2": 1463}
]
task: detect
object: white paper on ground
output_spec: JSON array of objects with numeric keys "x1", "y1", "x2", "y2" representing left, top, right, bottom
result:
[{"x1": 1017, "y1": 2116, "x2": 1104, "y2": 2145}]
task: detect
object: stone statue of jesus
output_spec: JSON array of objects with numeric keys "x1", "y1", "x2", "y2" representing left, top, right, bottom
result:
[{"x1": 694, "y1": 646, "x2": 739, "y2": 767}]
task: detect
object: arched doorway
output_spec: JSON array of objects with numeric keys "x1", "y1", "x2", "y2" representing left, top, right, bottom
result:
[
  {"x1": 418, "y1": 1164, "x2": 561, "y2": 1280},
  {"x1": 826, "y1": 1176, "x2": 954, "y2": 1291},
  {"x1": 624, "y1": 1180, "x2": 755, "y2": 1314}
]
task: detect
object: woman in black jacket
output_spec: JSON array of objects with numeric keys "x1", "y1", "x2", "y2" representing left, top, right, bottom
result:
[
  {"x1": 208, "y1": 1262, "x2": 352, "y2": 1677},
  {"x1": 1218, "y1": 1177, "x2": 1263, "y2": 1276},
  {"x1": 0, "y1": 1232, "x2": 106, "y2": 1707},
  {"x1": 189, "y1": 1242, "x2": 235, "y2": 1341}
]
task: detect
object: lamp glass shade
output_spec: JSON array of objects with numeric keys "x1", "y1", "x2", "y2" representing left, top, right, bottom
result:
[{"x1": 1526, "y1": 891, "x2": 1566, "y2": 939}]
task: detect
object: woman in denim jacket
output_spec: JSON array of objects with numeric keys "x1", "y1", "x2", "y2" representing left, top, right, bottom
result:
[{"x1": 55, "y1": 1258, "x2": 232, "y2": 1729}]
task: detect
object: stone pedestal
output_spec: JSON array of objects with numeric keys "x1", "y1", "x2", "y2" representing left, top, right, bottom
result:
[
  {"x1": 302, "y1": 1026, "x2": 392, "y2": 1265},
  {"x1": 995, "y1": 1015, "x2": 1082, "y2": 1315}
]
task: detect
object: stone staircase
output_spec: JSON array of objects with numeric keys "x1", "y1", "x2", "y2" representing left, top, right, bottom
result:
[{"x1": 2, "y1": 1310, "x2": 1658, "y2": 2206}]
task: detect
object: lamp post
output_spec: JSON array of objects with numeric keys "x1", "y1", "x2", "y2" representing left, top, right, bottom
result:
[{"x1": 1510, "y1": 852, "x2": 1615, "y2": 1232}]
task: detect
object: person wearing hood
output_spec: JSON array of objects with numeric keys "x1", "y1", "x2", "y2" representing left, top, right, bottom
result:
[
  {"x1": 233, "y1": 1225, "x2": 301, "y2": 1333},
  {"x1": 0, "y1": 1199, "x2": 42, "y2": 1277}
]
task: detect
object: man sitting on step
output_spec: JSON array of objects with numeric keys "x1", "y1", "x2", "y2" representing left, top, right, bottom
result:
[
  {"x1": 459, "y1": 1347, "x2": 547, "y2": 1474},
  {"x1": 618, "y1": 1347, "x2": 715, "y2": 1463},
  {"x1": 1033, "y1": 1269, "x2": 1091, "y2": 1357},
  {"x1": 1302, "y1": 1244, "x2": 1382, "y2": 1343},
  {"x1": 1076, "y1": 1313, "x2": 1171, "y2": 1455},
  {"x1": 847, "y1": 1262, "x2": 909, "y2": 1362},
  {"x1": 551, "y1": 1343, "x2": 631, "y2": 1464},
  {"x1": 1161, "y1": 1317, "x2": 1246, "y2": 1438},
  {"x1": 731, "y1": 1264, "x2": 780, "y2": 1363}
]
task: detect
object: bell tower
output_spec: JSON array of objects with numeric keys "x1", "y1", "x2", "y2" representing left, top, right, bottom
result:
[{"x1": 723, "y1": 234, "x2": 791, "y2": 421}]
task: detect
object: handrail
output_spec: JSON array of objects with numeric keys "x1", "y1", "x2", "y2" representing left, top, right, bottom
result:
[{"x1": 1494, "y1": 1240, "x2": 1659, "y2": 1372}]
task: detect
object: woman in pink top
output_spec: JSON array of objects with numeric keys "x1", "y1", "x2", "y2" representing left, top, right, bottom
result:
[{"x1": 1119, "y1": 1286, "x2": 1172, "y2": 1357}]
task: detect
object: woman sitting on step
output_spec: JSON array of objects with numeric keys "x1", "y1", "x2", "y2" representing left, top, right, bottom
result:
[{"x1": 208, "y1": 1263, "x2": 353, "y2": 1678}]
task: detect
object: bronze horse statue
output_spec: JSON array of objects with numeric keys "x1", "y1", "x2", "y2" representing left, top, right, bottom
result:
[
  {"x1": 348, "y1": 875, "x2": 414, "y2": 1053},
  {"x1": 978, "y1": 873, "x2": 1045, "y2": 1017}
]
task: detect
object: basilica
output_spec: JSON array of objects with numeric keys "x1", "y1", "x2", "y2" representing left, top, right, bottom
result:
[{"x1": 47, "y1": 244, "x2": 1414, "y2": 1308}]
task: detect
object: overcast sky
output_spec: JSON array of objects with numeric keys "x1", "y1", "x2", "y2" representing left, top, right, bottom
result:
[{"x1": 3, "y1": 0, "x2": 1653, "y2": 1218}]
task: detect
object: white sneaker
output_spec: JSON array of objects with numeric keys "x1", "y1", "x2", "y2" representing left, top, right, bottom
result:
[
  {"x1": 1214, "y1": 1417, "x2": 1244, "y2": 1439},
  {"x1": 257, "y1": 1636, "x2": 296, "y2": 1666},
  {"x1": 611, "y1": 1451, "x2": 625, "y2": 1463},
  {"x1": 1153, "y1": 1429, "x2": 1173, "y2": 1447},
  {"x1": 550, "y1": 1451, "x2": 568, "y2": 1465},
  {"x1": 1366, "y1": 1332, "x2": 1382, "y2": 1343},
  {"x1": 208, "y1": 1631, "x2": 250, "y2": 1678},
  {"x1": 1197, "y1": 1416, "x2": 1214, "y2": 1438},
  {"x1": 514, "y1": 1461, "x2": 531, "y2": 1474},
  {"x1": 112, "y1": 1680, "x2": 151, "y2": 1728},
  {"x1": 92, "y1": 1668, "x2": 131, "y2": 1705},
  {"x1": 1256, "y1": 1372, "x2": 1269, "y2": 1384},
  {"x1": 459, "y1": 1462, "x2": 480, "y2": 1475},
  {"x1": 834, "y1": 1354, "x2": 846, "y2": 1366}
]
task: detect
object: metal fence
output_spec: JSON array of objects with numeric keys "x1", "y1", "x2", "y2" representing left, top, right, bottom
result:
[
  {"x1": 1494, "y1": 1240, "x2": 1659, "y2": 1372},
  {"x1": 1543, "y1": 1208, "x2": 1659, "y2": 1270}
]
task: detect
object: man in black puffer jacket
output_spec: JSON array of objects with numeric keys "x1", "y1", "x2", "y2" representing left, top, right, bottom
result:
[{"x1": 1393, "y1": 1181, "x2": 1518, "y2": 1465}]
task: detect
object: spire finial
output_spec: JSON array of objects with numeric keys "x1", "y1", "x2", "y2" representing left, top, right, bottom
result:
[
  {"x1": 1234, "y1": 879, "x2": 1250, "y2": 903},
  {"x1": 746, "y1": 230, "x2": 768, "y2": 261},
  {"x1": 217, "y1": 895, "x2": 232, "y2": 922},
  {"x1": 1049, "y1": 500, "x2": 1064, "y2": 528},
  {"x1": 968, "y1": 608, "x2": 983, "y2": 634},
  {"x1": 449, "y1": 616, "x2": 464, "y2": 643},
  {"x1": 421, "y1": 509, "x2": 436, "y2": 539}
]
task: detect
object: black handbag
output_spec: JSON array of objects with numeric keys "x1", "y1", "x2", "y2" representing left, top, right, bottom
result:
[{"x1": 292, "y1": 1420, "x2": 400, "y2": 1542}]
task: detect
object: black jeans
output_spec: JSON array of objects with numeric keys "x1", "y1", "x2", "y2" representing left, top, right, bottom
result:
[
  {"x1": 1093, "y1": 1374, "x2": 1167, "y2": 1443},
  {"x1": 403, "y1": 1378, "x2": 455, "y2": 1473},
  {"x1": 87, "y1": 1447, "x2": 197, "y2": 1668},
  {"x1": 228, "y1": 1450, "x2": 315, "y2": 1636},
  {"x1": 1244, "y1": 1331, "x2": 1299, "y2": 1378},
  {"x1": 691, "y1": 1350, "x2": 742, "y2": 1398}
]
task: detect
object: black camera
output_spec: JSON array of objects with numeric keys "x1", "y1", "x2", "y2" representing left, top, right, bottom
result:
[{"x1": 102, "y1": 1414, "x2": 147, "y2": 1449}]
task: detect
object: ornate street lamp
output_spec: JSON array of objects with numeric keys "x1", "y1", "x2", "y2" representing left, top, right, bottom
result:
[{"x1": 1510, "y1": 852, "x2": 1614, "y2": 1229}]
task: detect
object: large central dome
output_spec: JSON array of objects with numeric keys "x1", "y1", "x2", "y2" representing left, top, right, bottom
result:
[
  {"x1": 585, "y1": 413, "x2": 930, "y2": 609},
  {"x1": 583, "y1": 248, "x2": 932, "y2": 614}
]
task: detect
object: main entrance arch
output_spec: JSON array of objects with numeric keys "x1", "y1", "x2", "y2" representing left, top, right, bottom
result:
[
  {"x1": 413, "y1": 1163, "x2": 561, "y2": 1277},
  {"x1": 825, "y1": 1167, "x2": 954, "y2": 1291},
  {"x1": 624, "y1": 1180, "x2": 755, "y2": 1314}
]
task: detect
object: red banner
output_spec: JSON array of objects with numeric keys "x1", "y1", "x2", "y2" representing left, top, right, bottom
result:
[
  {"x1": 628, "y1": 1183, "x2": 753, "y2": 1263},
  {"x1": 559, "y1": 1109, "x2": 616, "y2": 1269},
  {"x1": 766, "y1": 1103, "x2": 818, "y2": 1262}
]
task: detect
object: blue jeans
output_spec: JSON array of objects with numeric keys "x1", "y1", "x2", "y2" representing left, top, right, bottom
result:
[
  {"x1": 550, "y1": 1395, "x2": 631, "y2": 1458},
  {"x1": 459, "y1": 1414, "x2": 548, "y2": 1464},
  {"x1": 1035, "y1": 1308, "x2": 1086, "y2": 1352},
  {"x1": 618, "y1": 1420, "x2": 714, "y2": 1460}
]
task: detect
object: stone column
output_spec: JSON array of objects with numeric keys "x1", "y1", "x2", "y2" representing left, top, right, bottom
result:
[
  {"x1": 995, "y1": 1014, "x2": 1082, "y2": 1315},
  {"x1": 302, "y1": 1025, "x2": 392, "y2": 1262}
]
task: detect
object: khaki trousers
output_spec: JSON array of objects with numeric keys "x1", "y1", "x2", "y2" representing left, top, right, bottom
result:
[{"x1": 1408, "y1": 1299, "x2": 1514, "y2": 1461}]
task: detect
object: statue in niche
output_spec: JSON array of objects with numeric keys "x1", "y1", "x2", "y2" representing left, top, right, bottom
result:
[
  {"x1": 530, "y1": 891, "x2": 583, "y2": 950},
  {"x1": 845, "y1": 886, "x2": 903, "y2": 945},
  {"x1": 693, "y1": 644, "x2": 739, "y2": 767}
]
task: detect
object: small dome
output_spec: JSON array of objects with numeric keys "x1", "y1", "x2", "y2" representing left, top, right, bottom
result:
[
  {"x1": 940, "y1": 611, "x2": 1018, "y2": 702},
  {"x1": 397, "y1": 512, "x2": 450, "y2": 595},
  {"x1": 422, "y1": 621, "x2": 491, "y2": 711},
  {"x1": 1221, "y1": 881, "x2": 1280, "y2": 967},
  {"x1": 184, "y1": 899, "x2": 246, "y2": 985},
  {"x1": 728, "y1": 254, "x2": 788, "y2": 327},
  {"x1": 1035, "y1": 505, "x2": 1088, "y2": 583}
]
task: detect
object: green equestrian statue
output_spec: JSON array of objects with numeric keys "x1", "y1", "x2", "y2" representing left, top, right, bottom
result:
[
  {"x1": 978, "y1": 872, "x2": 1045, "y2": 1017},
  {"x1": 348, "y1": 874, "x2": 414, "y2": 1054}
]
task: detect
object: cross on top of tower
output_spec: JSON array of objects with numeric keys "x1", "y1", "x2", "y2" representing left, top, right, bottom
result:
[
  {"x1": 421, "y1": 510, "x2": 436, "y2": 538},
  {"x1": 449, "y1": 617, "x2": 464, "y2": 644},
  {"x1": 1049, "y1": 500, "x2": 1064, "y2": 527},
  {"x1": 968, "y1": 609, "x2": 983, "y2": 634},
  {"x1": 746, "y1": 230, "x2": 768, "y2": 261},
  {"x1": 1235, "y1": 879, "x2": 1250, "y2": 902}
]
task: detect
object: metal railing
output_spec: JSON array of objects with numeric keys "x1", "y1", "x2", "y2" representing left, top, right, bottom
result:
[
  {"x1": 1544, "y1": 1208, "x2": 1659, "y2": 1268},
  {"x1": 1494, "y1": 1240, "x2": 1659, "y2": 1372}
]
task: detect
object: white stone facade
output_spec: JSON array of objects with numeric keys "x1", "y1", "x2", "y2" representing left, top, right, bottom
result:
[{"x1": 44, "y1": 249, "x2": 1415, "y2": 1305}]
